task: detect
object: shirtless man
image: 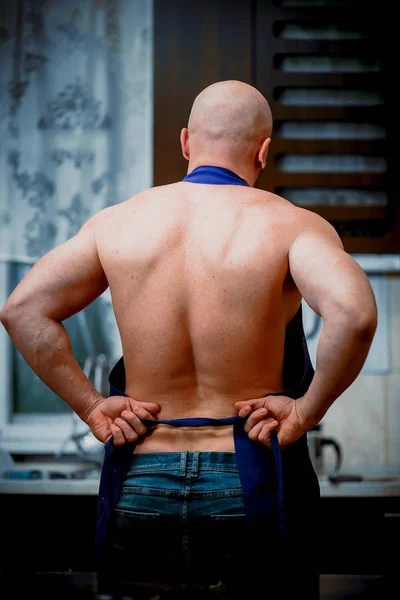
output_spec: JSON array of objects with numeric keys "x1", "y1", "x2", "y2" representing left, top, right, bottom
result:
[{"x1": 0, "y1": 80, "x2": 377, "y2": 597}]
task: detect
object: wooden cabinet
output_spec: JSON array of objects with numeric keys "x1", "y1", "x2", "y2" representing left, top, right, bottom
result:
[
  {"x1": 318, "y1": 496, "x2": 400, "y2": 577},
  {"x1": 153, "y1": 0, "x2": 253, "y2": 187},
  {"x1": 1, "y1": 494, "x2": 98, "y2": 573},
  {"x1": 153, "y1": 0, "x2": 399, "y2": 253}
]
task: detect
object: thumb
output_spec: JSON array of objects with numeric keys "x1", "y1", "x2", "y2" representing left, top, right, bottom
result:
[
  {"x1": 235, "y1": 398, "x2": 267, "y2": 416},
  {"x1": 131, "y1": 400, "x2": 161, "y2": 415},
  {"x1": 101, "y1": 396, "x2": 131, "y2": 418}
]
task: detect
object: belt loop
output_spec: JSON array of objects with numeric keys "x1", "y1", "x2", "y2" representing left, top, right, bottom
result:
[
  {"x1": 179, "y1": 451, "x2": 187, "y2": 477},
  {"x1": 191, "y1": 451, "x2": 199, "y2": 477}
]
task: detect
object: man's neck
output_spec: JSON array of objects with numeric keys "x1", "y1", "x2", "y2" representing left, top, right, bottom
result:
[{"x1": 187, "y1": 160, "x2": 256, "y2": 187}]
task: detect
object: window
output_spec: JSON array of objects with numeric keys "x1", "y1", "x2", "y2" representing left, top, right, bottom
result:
[{"x1": 0, "y1": 257, "x2": 121, "y2": 455}]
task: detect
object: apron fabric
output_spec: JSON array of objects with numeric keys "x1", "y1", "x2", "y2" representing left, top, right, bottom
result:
[{"x1": 95, "y1": 166, "x2": 318, "y2": 579}]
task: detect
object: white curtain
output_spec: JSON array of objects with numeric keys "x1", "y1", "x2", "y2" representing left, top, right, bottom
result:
[
  {"x1": 0, "y1": 0, "x2": 153, "y2": 413},
  {"x1": 1, "y1": 0, "x2": 153, "y2": 259}
]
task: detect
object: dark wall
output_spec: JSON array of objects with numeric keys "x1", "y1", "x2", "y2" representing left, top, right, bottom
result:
[{"x1": 153, "y1": 0, "x2": 253, "y2": 187}]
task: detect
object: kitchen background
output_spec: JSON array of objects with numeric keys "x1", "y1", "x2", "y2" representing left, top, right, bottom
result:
[
  {"x1": 0, "y1": 0, "x2": 399, "y2": 475},
  {"x1": 1, "y1": 3, "x2": 399, "y2": 598}
]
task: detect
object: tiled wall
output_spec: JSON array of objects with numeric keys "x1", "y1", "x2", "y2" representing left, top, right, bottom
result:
[{"x1": 319, "y1": 276, "x2": 400, "y2": 472}]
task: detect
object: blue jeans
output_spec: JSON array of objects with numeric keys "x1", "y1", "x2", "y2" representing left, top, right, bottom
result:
[
  {"x1": 99, "y1": 449, "x2": 320, "y2": 599},
  {"x1": 104, "y1": 452, "x2": 246, "y2": 586}
]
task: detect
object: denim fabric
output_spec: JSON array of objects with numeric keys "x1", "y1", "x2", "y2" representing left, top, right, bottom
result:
[
  {"x1": 99, "y1": 449, "x2": 320, "y2": 599},
  {"x1": 105, "y1": 451, "x2": 249, "y2": 586}
]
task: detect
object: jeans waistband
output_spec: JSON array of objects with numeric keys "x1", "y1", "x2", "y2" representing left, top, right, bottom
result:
[{"x1": 126, "y1": 451, "x2": 238, "y2": 477}]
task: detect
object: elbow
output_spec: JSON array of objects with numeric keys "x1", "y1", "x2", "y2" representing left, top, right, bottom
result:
[
  {"x1": 323, "y1": 302, "x2": 378, "y2": 341},
  {"x1": 0, "y1": 305, "x2": 11, "y2": 326},
  {"x1": 0, "y1": 304, "x2": 19, "y2": 331},
  {"x1": 0, "y1": 301, "x2": 30, "y2": 328},
  {"x1": 1, "y1": 299, "x2": 50, "y2": 332},
  {"x1": 346, "y1": 305, "x2": 378, "y2": 342},
  {"x1": 357, "y1": 310, "x2": 378, "y2": 340}
]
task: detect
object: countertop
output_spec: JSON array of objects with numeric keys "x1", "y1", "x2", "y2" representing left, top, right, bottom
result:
[{"x1": 1, "y1": 461, "x2": 400, "y2": 497}]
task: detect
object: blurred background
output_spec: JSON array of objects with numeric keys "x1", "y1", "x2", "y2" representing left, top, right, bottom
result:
[
  {"x1": 0, "y1": 0, "x2": 399, "y2": 597},
  {"x1": 0, "y1": 0, "x2": 398, "y2": 472}
]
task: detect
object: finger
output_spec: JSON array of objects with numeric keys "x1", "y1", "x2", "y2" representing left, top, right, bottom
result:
[
  {"x1": 114, "y1": 417, "x2": 140, "y2": 443},
  {"x1": 235, "y1": 399, "x2": 266, "y2": 413},
  {"x1": 110, "y1": 423, "x2": 126, "y2": 446},
  {"x1": 140, "y1": 402, "x2": 162, "y2": 415},
  {"x1": 238, "y1": 405, "x2": 252, "y2": 418},
  {"x1": 247, "y1": 419, "x2": 269, "y2": 441},
  {"x1": 128, "y1": 399, "x2": 161, "y2": 415},
  {"x1": 247, "y1": 417, "x2": 277, "y2": 441},
  {"x1": 129, "y1": 404, "x2": 160, "y2": 421},
  {"x1": 119, "y1": 412, "x2": 149, "y2": 436},
  {"x1": 258, "y1": 420, "x2": 279, "y2": 445},
  {"x1": 244, "y1": 408, "x2": 269, "y2": 432}
]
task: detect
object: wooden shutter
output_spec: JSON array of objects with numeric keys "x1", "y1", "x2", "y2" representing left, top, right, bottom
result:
[{"x1": 255, "y1": 0, "x2": 399, "y2": 253}]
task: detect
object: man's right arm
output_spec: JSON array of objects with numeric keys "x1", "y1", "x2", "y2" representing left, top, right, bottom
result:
[{"x1": 288, "y1": 210, "x2": 377, "y2": 428}]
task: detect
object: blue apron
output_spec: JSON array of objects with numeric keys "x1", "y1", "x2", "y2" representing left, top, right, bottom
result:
[{"x1": 95, "y1": 166, "x2": 316, "y2": 567}]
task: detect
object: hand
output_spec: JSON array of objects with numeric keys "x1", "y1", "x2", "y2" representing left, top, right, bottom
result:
[
  {"x1": 235, "y1": 395, "x2": 308, "y2": 449},
  {"x1": 87, "y1": 395, "x2": 161, "y2": 446}
]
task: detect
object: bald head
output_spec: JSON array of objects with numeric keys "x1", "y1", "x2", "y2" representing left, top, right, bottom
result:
[
  {"x1": 181, "y1": 81, "x2": 273, "y2": 184},
  {"x1": 188, "y1": 80, "x2": 272, "y2": 146}
]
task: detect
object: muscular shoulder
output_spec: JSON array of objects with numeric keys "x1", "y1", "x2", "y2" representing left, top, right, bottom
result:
[
  {"x1": 85, "y1": 186, "x2": 169, "y2": 236},
  {"x1": 251, "y1": 189, "x2": 342, "y2": 247},
  {"x1": 289, "y1": 205, "x2": 343, "y2": 249}
]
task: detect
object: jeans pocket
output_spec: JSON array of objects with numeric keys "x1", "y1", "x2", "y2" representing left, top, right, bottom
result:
[
  {"x1": 109, "y1": 508, "x2": 189, "y2": 580},
  {"x1": 188, "y1": 512, "x2": 248, "y2": 580},
  {"x1": 107, "y1": 508, "x2": 161, "y2": 582},
  {"x1": 211, "y1": 512, "x2": 247, "y2": 556},
  {"x1": 110, "y1": 508, "x2": 160, "y2": 551}
]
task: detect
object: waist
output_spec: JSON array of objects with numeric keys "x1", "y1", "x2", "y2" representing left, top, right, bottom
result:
[{"x1": 135, "y1": 424, "x2": 236, "y2": 452}]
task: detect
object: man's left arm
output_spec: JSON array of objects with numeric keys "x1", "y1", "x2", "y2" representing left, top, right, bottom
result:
[
  {"x1": 0, "y1": 215, "x2": 112, "y2": 423},
  {"x1": 1, "y1": 214, "x2": 161, "y2": 444}
]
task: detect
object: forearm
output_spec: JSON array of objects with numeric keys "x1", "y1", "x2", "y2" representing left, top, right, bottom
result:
[
  {"x1": 1, "y1": 312, "x2": 104, "y2": 423},
  {"x1": 298, "y1": 316, "x2": 376, "y2": 427}
]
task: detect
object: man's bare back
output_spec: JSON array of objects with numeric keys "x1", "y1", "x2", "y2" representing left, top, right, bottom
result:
[
  {"x1": 0, "y1": 79, "x2": 377, "y2": 455},
  {"x1": 95, "y1": 182, "x2": 303, "y2": 451}
]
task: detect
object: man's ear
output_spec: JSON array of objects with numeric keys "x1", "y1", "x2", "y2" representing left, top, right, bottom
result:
[
  {"x1": 257, "y1": 137, "x2": 271, "y2": 170},
  {"x1": 180, "y1": 128, "x2": 190, "y2": 160}
]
